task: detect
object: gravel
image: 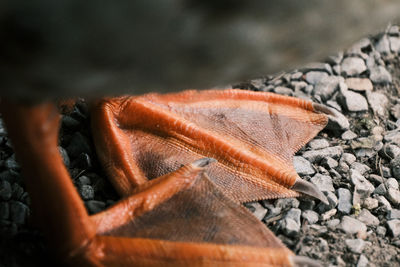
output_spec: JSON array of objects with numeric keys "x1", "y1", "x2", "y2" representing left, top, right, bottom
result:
[{"x1": 3, "y1": 26, "x2": 400, "y2": 267}]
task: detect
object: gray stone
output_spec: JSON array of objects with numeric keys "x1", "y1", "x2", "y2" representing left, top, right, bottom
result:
[
  {"x1": 305, "y1": 71, "x2": 329, "y2": 85},
  {"x1": 326, "y1": 100, "x2": 342, "y2": 111},
  {"x1": 338, "y1": 188, "x2": 352, "y2": 214},
  {"x1": 376, "y1": 195, "x2": 392, "y2": 211},
  {"x1": 357, "y1": 255, "x2": 369, "y2": 267},
  {"x1": 318, "y1": 191, "x2": 338, "y2": 212},
  {"x1": 302, "y1": 62, "x2": 332, "y2": 73},
  {"x1": 337, "y1": 162, "x2": 350, "y2": 174},
  {"x1": 341, "y1": 153, "x2": 357, "y2": 165},
  {"x1": 0, "y1": 181, "x2": 12, "y2": 201},
  {"x1": 346, "y1": 38, "x2": 371, "y2": 55},
  {"x1": 368, "y1": 174, "x2": 385, "y2": 184},
  {"x1": 376, "y1": 35, "x2": 391, "y2": 54},
  {"x1": 293, "y1": 156, "x2": 315, "y2": 176},
  {"x1": 390, "y1": 36, "x2": 400, "y2": 52},
  {"x1": 61, "y1": 115, "x2": 80, "y2": 130},
  {"x1": 350, "y1": 137, "x2": 375, "y2": 150},
  {"x1": 367, "y1": 91, "x2": 389, "y2": 117},
  {"x1": 386, "y1": 178, "x2": 399, "y2": 190},
  {"x1": 291, "y1": 72, "x2": 303, "y2": 80},
  {"x1": 381, "y1": 166, "x2": 392, "y2": 178},
  {"x1": 275, "y1": 198, "x2": 300, "y2": 209},
  {"x1": 0, "y1": 202, "x2": 9, "y2": 220},
  {"x1": 380, "y1": 144, "x2": 400, "y2": 159},
  {"x1": 362, "y1": 197, "x2": 378, "y2": 210},
  {"x1": 310, "y1": 174, "x2": 334, "y2": 192},
  {"x1": 248, "y1": 202, "x2": 267, "y2": 221},
  {"x1": 387, "y1": 209, "x2": 400, "y2": 220},
  {"x1": 341, "y1": 57, "x2": 367, "y2": 76},
  {"x1": 345, "y1": 78, "x2": 373, "y2": 92},
  {"x1": 374, "y1": 183, "x2": 387, "y2": 195},
  {"x1": 321, "y1": 157, "x2": 338, "y2": 170},
  {"x1": 274, "y1": 86, "x2": 292, "y2": 95},
  {"x1": 285, "y1": 208, "x2": 301, "y2": 225},
  {"x1": 354, "y1": 148, "x2": 375, "y2": 158},
  {"x1": 340, "y1": 216, "x2": 367, "y2": 235},
  {"x1": 79, "y1": 184, "x2": 95, "y2": 200},
  {"x1": 281, "y1": 218, "x2": 300, "y2": 237},
  {"x1": 308, "y1": 139, "x2": 330, "y2": 150},
  {"x1": 264, "y1": 207, "x2": 282, "y2": 221},
  {"x1": 4, "y1": 156, "x2": 20, "y2": 171},
  {"x1": 66, "y1": 132, "x2": 92, "y2": 158},
  {"x1": 369, "y1": 65, "x2": 392, "y2": 83},
  {"x1": 345, "y1": 239, "x2": 365, "y2": 254},
  {"x1": 302, "y1": 146, "x2": 343, "y2": 163},
  {"x1": 313, "y1": 76, "x2": 342, "y2": 101},
  {"x1": 387, "y1": 188, "x2": 400, "y2": 205},
  {"x1": 342, "y1": 130, "x2": 357, "y2": 140},
  {"x1": 77, "y1": 175, "x2": 91, "y2": 186},
  {"x1": 9, "y1": 201, "x2": 29, "y2": 225},
  {"x1": 391, "y1": 104, "x2": 400, "y2": 119},
  {"x1": 350, "y1": 170, "x2": 374, "y2": 198},
  {"x1": 58, "y1": 146, "x2": 70, "y2": 168},
  {"x1": 321, "y1": 209, "x2": 337, "y2": 221},
  {"x1": 325, "y1": 109, "x2": 350, "y2": 132},
  {"x1": 387, "y1": 220, "x2": 400, "y2": 237},
  {"x1": 358, "y1": 209, "x2": 379, "y2": 226},
  {"x1": 376, "y1": 226, "x2": 387, "y2": 236},
  {"x1": 338, "y1": 90, "x2": 368, "y2": 112},
  {"x1": 11, "y1": 183, "x2": 24, "y2": 200},
  {"x1": 384, "y1": 129, "x2": 400, "y2": 146},
  {"x1": 302, "y1": 210, "x2": 319, "y2": 224},
  {"x1": 327, "y1": 218, "x2": 340, "y2": 229},
  {"x1": 350, "y1": 162, "x2": 371, "y2": 175},
  {"x1": 390, "y1": 157, "x2": 400, "y2": 179}
]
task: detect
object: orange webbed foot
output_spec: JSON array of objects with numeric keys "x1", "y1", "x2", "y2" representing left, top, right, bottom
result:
[
  {"x1": 91, "y1": 89, "x2": 330, "y2": 203},
  {"x1": 0, "y1": 89, "x2": 328, "y2": 266}
]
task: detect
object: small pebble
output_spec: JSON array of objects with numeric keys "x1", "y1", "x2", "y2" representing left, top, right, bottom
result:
[
  {"x1": 9, "y1": 201, "x2": 29, "y2": 225},
  {"x1": 357, "y1": 255, "x2": 369, "y2": 267},
  {"x1": 79, "y1": 185, "x2": 95, "y2": 200},
  {"x1": 321, "y1": 209, "x2": 337, "y2": 221},
  {"x1": 302, "y1": 146, "x2": 343, "y2": 163},
  {"x1": 308, "y1": 139, "x2": 330, "y2": 150},
  {"x1": 0, "y1": 180, "x2": 12, "y2": 201},
  {"x1": 387, "y1": 220, "x2": 400, "y2": 237},
  {"x1": 293, "y1": 156, "x2": 315, "y2": 176},
  {"x1": 0, "y1": 202, "x2": 9, "y2": 220},
  {"x1": 345, "y1": 239, "x2": 365, "y2": 254},
  {"x1": 310, "y1": 174, "x2": 335, "y2": 192},
  {"x1": 369, "y1": 65, "x2": 392, "y2": 83},
  {"x1": 387, "y1": 209, "x2": 400, "y2": 220},
  {"x1": 341, "y1": 57, "x2": 367, "y2": 76},
  {"x1": 342, "y1": 130, "x2": 358, "y2": 140},
  {"x1": 357, "y1": 209, "x2": 379, "y2": 226},
  {"x1": 301, "y1": 210, "x2": 319, "y2": 224},
  {"x1": 340, "y1": 216, "x2": 367, "y2": 235},
  {"x1": 362, "y1": 197, "x2": 378, "y2": 210},
  {"x1": 337, "y1": 188, "x2": 352, "y2": 214},
  {"x1": 248, "y1": 202, "x2": 267, "y2": 221}
]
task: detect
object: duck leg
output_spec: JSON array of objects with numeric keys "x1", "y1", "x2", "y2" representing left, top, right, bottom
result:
[
  {"x1": 0, "y1": 98, "x2": 320, "y2": 266},
  {"x1": 0, "y1": 100, "x2": 96, "y2": 259}
]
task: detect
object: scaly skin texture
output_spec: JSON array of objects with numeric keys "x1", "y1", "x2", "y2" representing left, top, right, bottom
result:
[{"x1": 0, "y1": 89, "x2": 329, "y2": 266}]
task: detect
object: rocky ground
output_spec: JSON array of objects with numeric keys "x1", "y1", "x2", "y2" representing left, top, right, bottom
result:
[{"x1": 2, "y1": 26, "x2": 400, "y2": 266}]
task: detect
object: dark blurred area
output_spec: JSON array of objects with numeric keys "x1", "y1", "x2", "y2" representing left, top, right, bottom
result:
[{"x1": 0, "y1": 0, "x2": 399, "y2": 101}]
